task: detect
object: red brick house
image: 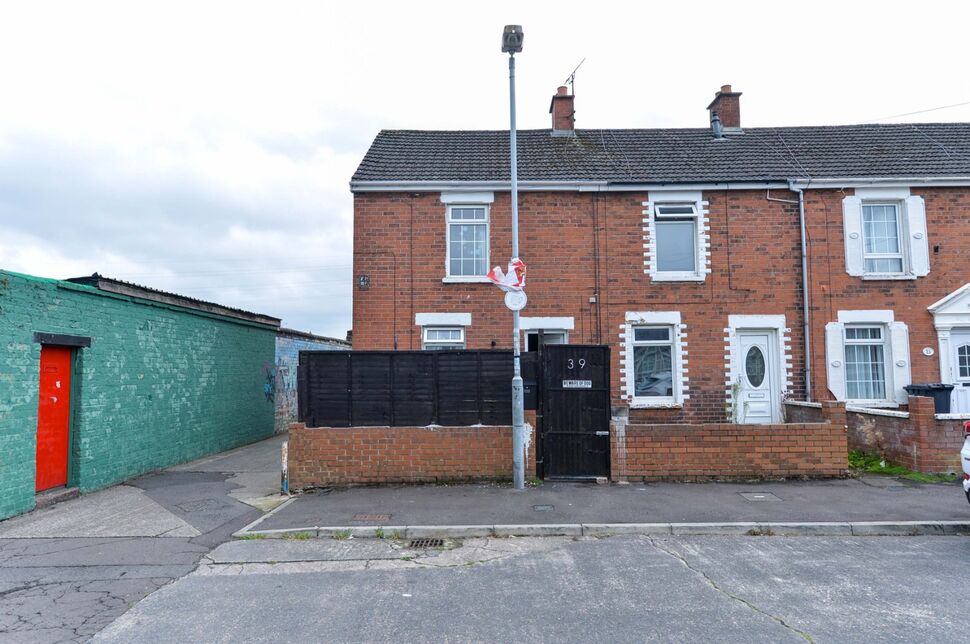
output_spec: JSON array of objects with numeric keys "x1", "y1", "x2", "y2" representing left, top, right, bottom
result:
[{"x1": 350, "y1": 84, "x2": 970, "y2": 431}]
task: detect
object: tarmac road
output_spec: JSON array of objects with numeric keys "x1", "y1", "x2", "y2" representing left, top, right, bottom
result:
[
  {"x1": 94, "y1": 533, "x2": 970, "y2": 643},
  {"x1": 0, "y1": 434, "x2": 285, "y2": 643}
]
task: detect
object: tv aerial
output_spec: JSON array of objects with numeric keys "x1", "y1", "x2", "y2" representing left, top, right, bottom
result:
[{"x1": 563, "y1": 58, "x2": 586, "y2": 95}]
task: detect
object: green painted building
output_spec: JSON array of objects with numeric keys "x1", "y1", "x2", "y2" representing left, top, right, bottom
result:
[{"x1": 0, "y1": 270, "x2": 280, "y2": 521}]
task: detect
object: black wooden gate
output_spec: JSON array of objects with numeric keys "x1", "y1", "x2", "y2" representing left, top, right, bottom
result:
[{"x1": 538, "y1": 345, "x2": 611, "y2": 479}]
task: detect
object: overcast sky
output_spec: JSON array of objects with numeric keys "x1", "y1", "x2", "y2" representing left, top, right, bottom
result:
[{"x1": 2, "y1": 1, "x2": 969, "y2": 338}]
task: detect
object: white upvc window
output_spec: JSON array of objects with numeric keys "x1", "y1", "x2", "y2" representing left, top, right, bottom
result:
[
  {"x1": 644, "y1": 192, "x2": 709, "y2": 282},
  {"x1": 422, "y1": 326, "x2": 465, "y2": 351},
  {"x1": 446, "y1": 205, "x2": 489, "y2": 279},
  {"x1": 843, "y1": 325, "x2": 889, "y2": 401},
  {"x1": 632, "y1": 326, "x2": 675, "y2": 399},
  {"x1": 525, "y1": 330, "x2": 568, "y2": 352},
  {"x1": 825, "y1": 310, "x2": 911, "y2": 405},
  {"x1": 843, "y1": 188, "x2": 929, "y2": 279},
  {"x1": 655, "y1": 204, "x2": 698, "y2": 273},
  {"x1": 622, "y1": 311, "x2": 686, "y2": 408},
  {"x1": 861, "y1": 203, "x2": 905, "y2": 274}
]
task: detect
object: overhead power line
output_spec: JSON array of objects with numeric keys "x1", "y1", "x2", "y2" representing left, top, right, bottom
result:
[{"x1": 867, "y1": 100, "x2": 970, "y2": 122}]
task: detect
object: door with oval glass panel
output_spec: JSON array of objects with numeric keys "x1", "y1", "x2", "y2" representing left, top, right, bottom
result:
[
  {"x1": 736, "y1": 331, "x2": 779, "y2": 424},
  {"x1": 949, "y1": 330, "x2": 970, "y2": 414}
]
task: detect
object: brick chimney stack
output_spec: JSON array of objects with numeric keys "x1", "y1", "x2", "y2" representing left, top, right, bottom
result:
[
  {"x1": 549, "y1": 85, "x2": 575, "y2": 134},
  {"x1": 707, "y1": 84, "x2": 742, "y2": 129}
]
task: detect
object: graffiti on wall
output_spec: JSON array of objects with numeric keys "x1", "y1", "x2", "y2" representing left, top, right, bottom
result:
[
  {"x1": 263, "y1": 362, "x2": 276, "y2": 403},
  {"x1": 273, "y1": 335, "x2": 346, "y2": 433}
]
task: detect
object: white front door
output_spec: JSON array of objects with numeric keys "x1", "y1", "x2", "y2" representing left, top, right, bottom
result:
[
  {"x1": 737, "y1": 331, "x2": 778, "y2": 424},
  {"x1": 950, "y1": 329, "x2": 970, "y2": 413}
]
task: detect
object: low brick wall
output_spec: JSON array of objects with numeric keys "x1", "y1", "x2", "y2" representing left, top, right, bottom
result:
[
  {"x1": 288, "y1": 423, "x2": 536, "y2": 488},
  {"x1": 783, "y1": 401, "x2": 825, "y2": 424},
  {"x1": 846, "y1": 396, "x2": 964, "y2": 473},
  {"x1": 611, "y1": 403, "x2": 848, "y2": 481}
]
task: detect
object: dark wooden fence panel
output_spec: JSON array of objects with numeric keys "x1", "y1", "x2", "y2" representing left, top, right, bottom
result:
[
  {"x1": 392, "y1": 353, "x2": 435, "y2": 426},
  {"x1": 350, "y1": 353, "x2": 392, "y2": 426},
  {"x1": 298, "y1": 350, "x2": 513, "y2": 427},
  {"x1": 300, "y1": 352, "x2": 351, "y2": 428},
  {"x1": 479, "y1": 352, "x2": 515, "y2": 425}
]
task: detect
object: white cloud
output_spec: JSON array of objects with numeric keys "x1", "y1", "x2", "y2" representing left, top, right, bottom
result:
[{"x1": 1, "y1": 0, "x2": 968, "y2": 337}]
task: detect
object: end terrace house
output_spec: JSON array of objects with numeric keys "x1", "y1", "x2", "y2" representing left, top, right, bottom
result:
[{"x1": 350, "y1": 84, "x2": 970, "y2": 426}]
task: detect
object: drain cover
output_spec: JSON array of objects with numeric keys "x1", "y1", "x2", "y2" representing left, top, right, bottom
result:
[
  {"x1": 408, "y1": 538, "x2": 444, "y2": 549},
  {"x1": 175, "y1": 499, "x2": 221, "y2": 513},
  {"x1": 739, "y1": 492, "x2": 782, "y2": 502},
  {"x1": 352, "y1": 513, "x2": 391, "y2": 522},
  {"x1": 533, "y1": 504, "x2": 554, "y2": 512}
]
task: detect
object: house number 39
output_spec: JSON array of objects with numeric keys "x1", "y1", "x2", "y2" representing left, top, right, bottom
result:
[{"x1": 567, "y1": 358, "x2": 587, "y2": 369}]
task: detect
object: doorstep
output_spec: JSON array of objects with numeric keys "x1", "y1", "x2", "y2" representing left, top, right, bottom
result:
[{"x1": 35, "y1": 486, "x2": 80, "y2": 509}]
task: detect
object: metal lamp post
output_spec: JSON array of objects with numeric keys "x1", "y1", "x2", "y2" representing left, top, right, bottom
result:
[{"x1": 502, "y1": 25, "x2": 526, "y2": 490}]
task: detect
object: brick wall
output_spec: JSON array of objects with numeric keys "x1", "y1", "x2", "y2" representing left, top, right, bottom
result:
[
  {"x1": 0, "y1": 270, "x2": 276, "y2": 520},
  {"x1": 784, "y1": 401, "x2": 826, "y2": 424},
  {"x1": 353, "y1": 187, "x2": 970, "y2": 422},
  {"x1": 353, "y1": 189, "x2": 807, "y2": 423},
  {"x1": 803, "y1": 187, "x2": 970, "y2": 400},
  {"x1": 612, "y1": 405, "x2": 847, "y2": 481},
  {"x1": 288, "y1": 422, "x2": 537, "y2": 487},
  {"x1": 847, "y1": 395, "x2": 964, "y2": 473}
]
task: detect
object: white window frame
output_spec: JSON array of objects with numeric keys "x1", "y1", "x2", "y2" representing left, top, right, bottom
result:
[
  {"x1": 525, "y1": 330, "x2": 568, "y2": 352},
  {"x1": 860, "y1": 201, "x2": 908, "y2": 276},
  {"x1": 444, "y1": 204, "x2": 490, "y2": 282},
  {"x1": 643, "y1": 191, "x2": 709, "y2": 283},
  {"x1": 422, "y1": 326, "x2": 466, "y2": 350},
  {"x1": 622, "y1": 311, "x2": 686, "y2": 408},
  {"x1": 842, "y1": 324, "x2": 891, "y2": 404},
  {"x1": 842, "y1": 187, "x2": 930, "y2": 280},
  {"x1": 825, "y1": 310, "x2": 910, "y2": 406}
]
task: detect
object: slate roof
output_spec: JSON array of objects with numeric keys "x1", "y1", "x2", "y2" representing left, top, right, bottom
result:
[{"x1": 352, "y1": 123, "x2": 970, "y2": 185}]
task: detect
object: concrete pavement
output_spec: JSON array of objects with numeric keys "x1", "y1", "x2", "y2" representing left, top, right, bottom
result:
[
  {"x1": 250, "y1": 476, "x2": 970, "y2": 537},
  {"x1": 93, "y1": 534, "x2": 970, "y2": 643},
  {"x1": 0, "y1": 433, "x2": 286, "y2": 643}
]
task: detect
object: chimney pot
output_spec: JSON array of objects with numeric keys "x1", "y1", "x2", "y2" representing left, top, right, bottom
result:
[
  {"x1": 707, "y1": 84, "x2": 742, "y2": 129},
  {"x1": 549, "y1": 86, "x2": 576, "y2": 133}
]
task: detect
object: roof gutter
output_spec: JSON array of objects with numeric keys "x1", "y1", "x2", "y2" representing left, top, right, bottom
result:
[
  {"x1": 352, "y1": 176, "x2": 970, "y2": 193},
  {"x1": 350, "y1": 180, "x2": 791, "y2": 193},
  {"x1": 789, "y1": 176, "x2": 970, "y2": 188}
]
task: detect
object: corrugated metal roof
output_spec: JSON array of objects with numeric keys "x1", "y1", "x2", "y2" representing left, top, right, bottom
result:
[{"x1": 66, "y1": 273, "x2": 281, "y2": 327}]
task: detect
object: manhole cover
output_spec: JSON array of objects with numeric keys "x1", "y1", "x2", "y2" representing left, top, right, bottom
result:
[
  {"x1": 533, "y1": 504, "x2": 554, "y2": 512},
  {"x1": 408, "y1": 538, "x2": 444, "y2": 549},
  {"x1": 175, "y1": 499, "x2": 222, "y2": 513},
  {"x1": 739, "y1": 492, "x2": 782, "y2": 502},
  {"x1": 352, "y1": 513, "x2": 392, "y2": 522}
]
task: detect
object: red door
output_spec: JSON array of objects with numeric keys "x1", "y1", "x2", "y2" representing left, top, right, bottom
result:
[{"x1": 35, "y1": 346, "x2": 73, "y2": 492}]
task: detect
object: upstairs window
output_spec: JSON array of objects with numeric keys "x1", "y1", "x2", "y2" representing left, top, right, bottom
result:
[
  {"x1": 446, "y1": 206, "x2": 489, "y2": 278},
  {"x1": 644, "y1": 194, "x2": 708, "y2": 283},
  {"x1": 422, "y1": 327, "x2": 465, "y2": 350},
  {"x1": 842, "y1": 190, "x2": 929, "y2": 279},
  {"x1": 654, "y1": 204, "x2": 698, "y2": 274},
  {"x1": 861, "y1": 203, "x2": 904, "y2": 274}
]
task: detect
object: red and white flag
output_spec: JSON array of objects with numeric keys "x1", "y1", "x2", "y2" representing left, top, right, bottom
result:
[{"x1": 487, "y1": 257, "x2": 527, "y2": 292}]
